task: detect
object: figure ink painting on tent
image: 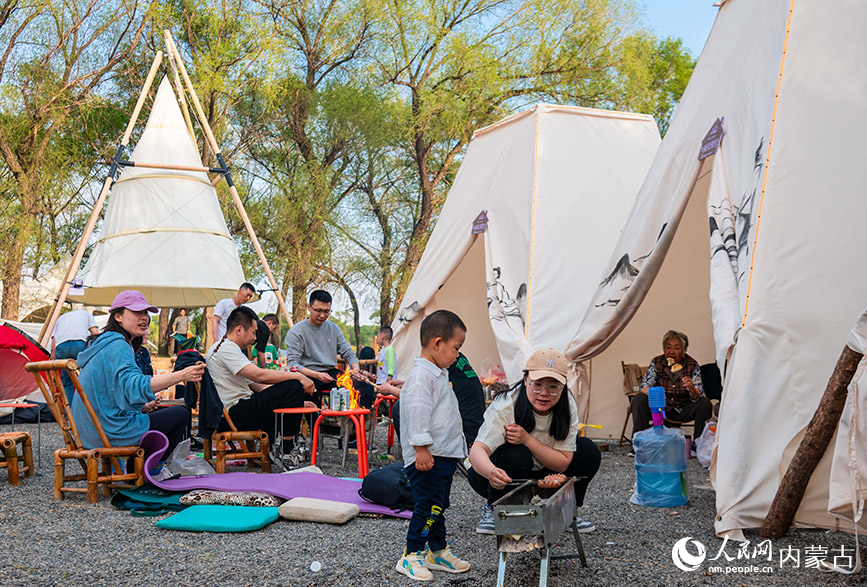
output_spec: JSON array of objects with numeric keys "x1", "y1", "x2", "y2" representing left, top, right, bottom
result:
[
  {"x1": 486, "y1": 267, "x2": 527, "y2": 327},
  {"x1": 709, "y1": 137, "x2": 764, "y2": 288}
]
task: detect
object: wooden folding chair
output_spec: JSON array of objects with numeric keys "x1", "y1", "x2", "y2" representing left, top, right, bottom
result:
[
  {"x1": 194, "y1": 381, "x2": 270, "y2": 474},
  {"x1": 25, "y1": 359, "x2": 144, "y2": 503}
]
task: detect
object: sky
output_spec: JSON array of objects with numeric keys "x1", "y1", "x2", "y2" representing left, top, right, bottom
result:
[{"x1": 641, "y1": 0, "x2": 720, "y2": 57}]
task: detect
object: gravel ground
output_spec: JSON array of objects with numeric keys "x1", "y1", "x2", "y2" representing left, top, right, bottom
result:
[{"x1": 1, "y1": 421, "x2": 865, "y2": 586}]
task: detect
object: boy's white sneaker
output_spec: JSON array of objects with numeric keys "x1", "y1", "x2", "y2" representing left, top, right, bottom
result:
[
  {"x1": 425, "y1": 545, "x2": 470, "y2": 573},
  {"x1": 396, "y1": 549, "x2": 434, "y2": 581}
]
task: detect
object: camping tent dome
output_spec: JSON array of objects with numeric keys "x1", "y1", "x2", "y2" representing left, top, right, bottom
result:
[{"x1": 391, "y1": 103, "x2": 660, "y2": 385}]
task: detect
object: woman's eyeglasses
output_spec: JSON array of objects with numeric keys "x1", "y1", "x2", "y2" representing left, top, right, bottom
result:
[{"x1": 527, "y1": 380, "x2": 564, "y2": 396}]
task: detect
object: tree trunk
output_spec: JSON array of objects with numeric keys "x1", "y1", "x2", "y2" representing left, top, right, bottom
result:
[
  {"x1": 0, "y1": 226, "x2": 25, "y2": 320},
  {"x1": 1, "y1": 175, "x2": 39, "y2": 320},
  {"x1": 157, "y1": 308, "x2": 171, "y2": 356},
  {"x1": 291, "y1": 280, "x2": 308, "y2": 324},
  {"x1": 379, "y1": 224, "x2": 394, "y2": 327},
  {"x1": 760, "y1": 345, "x2": 864, "y2": 539},
  {"x1": 204, "y1": 307, "x2": 215, "y2": 349},
  {"x1": 345, "y1": 284, "x2": 361, "y2": 350}
]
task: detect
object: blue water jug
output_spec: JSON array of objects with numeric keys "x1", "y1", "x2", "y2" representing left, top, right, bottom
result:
[{"x1": 630, "y1": 414, "x2": 688, "y2": 507}]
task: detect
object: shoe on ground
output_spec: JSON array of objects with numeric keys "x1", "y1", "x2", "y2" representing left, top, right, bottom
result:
[
  {"x1": 425, "y1": 545, "x2": 470, "y2": 573},
  {"x1": 396, "y1": 549, "x2": 433, "y2": 581},
  {"x1": 475, "y1": 504, "x2": 496, "y2": 535},
  {"x1": 280, "y1": 446, "x2": 303, "y2": 471},
  {"x1": 568, "y1": 515, "x2": 596, "y2": 533}
]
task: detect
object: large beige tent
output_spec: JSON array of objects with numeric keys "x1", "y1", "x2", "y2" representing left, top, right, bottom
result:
[
  {"x1": 564, "y1": 0, "x2": 867, "y2": 539},
  {"x1": 391, "y1": 104, "x2": 660, "y2": 385}
]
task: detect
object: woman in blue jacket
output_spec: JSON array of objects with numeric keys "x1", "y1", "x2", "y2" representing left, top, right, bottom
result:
[{"x1": 72, "y1": 290, "x2": 204, "y2": 456}]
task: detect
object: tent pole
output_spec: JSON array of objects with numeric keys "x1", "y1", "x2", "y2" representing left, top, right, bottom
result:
[
  {"x1": 163, "y1": 30, "x2": 197, "y2": 146},
  {"x1": 39, "y1": 52, "x2": 164, "y2": 346},
  {"x1": 164, "y1": 32, "x2": 294, "y2": 328}
]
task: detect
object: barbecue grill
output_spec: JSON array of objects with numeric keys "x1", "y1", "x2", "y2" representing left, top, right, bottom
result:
[{"x1": 491, "y1": 476, "x2": 588, "y2": 587}]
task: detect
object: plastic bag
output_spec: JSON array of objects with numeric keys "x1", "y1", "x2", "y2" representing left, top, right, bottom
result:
[
  {"x1": 695, "y1": 423, "x2": 716, "y2": 468},
  {"x1": 164, "y1": 438, "x2": 215, "y2": 477}
]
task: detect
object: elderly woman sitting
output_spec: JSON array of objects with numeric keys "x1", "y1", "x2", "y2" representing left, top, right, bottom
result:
[{"x1": 632, "y1": 330, "x2": 713, "y2": 441}]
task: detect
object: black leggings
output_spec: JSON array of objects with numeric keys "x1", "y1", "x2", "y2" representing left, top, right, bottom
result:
[
  {"x1": 148, "y1": 405, "x2": 191, "y2": 457},
  {"x1": 467, "y1": 439, "x2": 601, "y2": 506},
  {"x1": 227, "y1": 379, "x2": 305, "y2": 452}
]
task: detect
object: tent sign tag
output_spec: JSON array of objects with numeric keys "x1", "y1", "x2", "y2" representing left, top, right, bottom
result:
[
  {"x1": 472, "y1": 210, "x2": 489, "y2": 234},
  {"x1": 698, "y1": 117, "x2": 725, "y2": 161}
]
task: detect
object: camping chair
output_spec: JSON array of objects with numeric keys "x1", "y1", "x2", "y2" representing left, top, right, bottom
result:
[
  {"x1": 620, "y1": 362, "x2": 646, "y2": 445},
  {"x1": 172, "y1": 332, "x2": 200, "y2": 353},
  {"x1": 24, "y1": 359, "x2": 145, "y2": 503},
  {"x1": 194, "y1": 380, "x2": 270, "y2": 474}
]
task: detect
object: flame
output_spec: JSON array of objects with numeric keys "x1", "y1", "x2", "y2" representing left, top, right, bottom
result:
[{"x1": 336, "y1": 370, "x2": 359, "y2": 409}]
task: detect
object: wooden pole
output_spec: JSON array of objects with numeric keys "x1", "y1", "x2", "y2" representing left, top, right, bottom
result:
[
  {"x1": 163, "y1": 30, "x2": 197, "y2": 146},
  {"x1": 164, "y1": 32, "x2": 294, "y2": 328},
  {"x1": 760, "y1": 344, "x2": 864, "y2": 539},
  {"x1": 117, "y1": 160, "x2": 223, "y2": 173},
  {"x1": 39, "y1": 52, "x2": 164, "y2": 346}
]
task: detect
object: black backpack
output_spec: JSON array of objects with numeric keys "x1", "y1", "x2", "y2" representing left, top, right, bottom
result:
[{"x1": 358, "y1": 461, "x2": 415, "y2": 512}]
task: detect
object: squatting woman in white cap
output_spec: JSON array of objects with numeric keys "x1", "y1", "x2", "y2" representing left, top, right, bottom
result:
[{"x1": 467, "y1": 348, "x2": 601, "y2": 534}]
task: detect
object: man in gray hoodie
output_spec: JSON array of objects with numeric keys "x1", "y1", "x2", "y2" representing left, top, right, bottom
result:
[{"x1": 284, "y1": 290, "x2": 360, "y2": 404}]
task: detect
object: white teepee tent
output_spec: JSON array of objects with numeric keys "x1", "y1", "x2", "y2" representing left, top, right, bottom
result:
[
  {"x1": 390, "y1": 104, "x2": 660, "y2": 385},
  {"x1": 40, "y1": 34, "x2": 293, "y2": 347},
  {"x1": 68, "y1": 77, "x2": 245, "y2": 307},
  {"x1": 564, "y1": 0, "x2": 867, "y2": 538}
]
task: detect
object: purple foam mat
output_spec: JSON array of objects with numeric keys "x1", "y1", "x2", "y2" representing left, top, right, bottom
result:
[{"x1": 140, "y1": 431, "x2": 411, "y2": 519}]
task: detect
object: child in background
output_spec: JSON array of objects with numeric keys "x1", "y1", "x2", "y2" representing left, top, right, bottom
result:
[
  {"x1": 376, "y1": 326, "x2": 397, "y2": 384},
  {"x1": 396, "y1": 310, "x2": 470, "y2": 581}
]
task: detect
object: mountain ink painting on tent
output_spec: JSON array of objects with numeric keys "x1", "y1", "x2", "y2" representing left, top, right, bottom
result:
[{"x1": 594, "y1": 223, "x2": 668, "y2": 308}]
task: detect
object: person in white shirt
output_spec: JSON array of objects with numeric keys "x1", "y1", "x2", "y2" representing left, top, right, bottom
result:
[
  {"x1": 51, "y1": 308, "x2": 99, "y2": 402},
  {"x1": 206, "y1": 306, "x2": 315, "y2": 468},
  {"x1": 467, "y1": 349, "x2": 601, "y2": 535},
  {"x1": 396, "y1": 310, "x2": 471, "y2": 581},
  {"x1": 211, "y1": 283, "x2": 256, "y2": 340}
]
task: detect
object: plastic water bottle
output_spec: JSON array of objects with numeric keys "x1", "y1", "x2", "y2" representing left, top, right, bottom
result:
[{"x1": 630, "y1": 386, "x2": 688, "y2": 507}]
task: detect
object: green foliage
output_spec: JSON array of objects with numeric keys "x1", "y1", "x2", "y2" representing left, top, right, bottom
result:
[
  {"x1": 611, "y1": 35, "x2": 695, "y2": 135},
  {"x1": 1, "y1": 0, "x2": 695, "y2": 329}
]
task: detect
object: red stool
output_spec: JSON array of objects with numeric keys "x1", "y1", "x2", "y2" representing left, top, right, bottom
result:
[
  {"x1": 273, "y1": 406, "x2": 320, "y2": 465},
  {"x1": 368, "y1": 394, "x2": 397, "y2": 460},
  {"x1": 311, "y1": 409, "x2": 370, "y2": 477}
]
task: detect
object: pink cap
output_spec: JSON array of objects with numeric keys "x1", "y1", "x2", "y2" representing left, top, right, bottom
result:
[{"x1": 109, "y1": 290, "x2": 157, "y2": 313}]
